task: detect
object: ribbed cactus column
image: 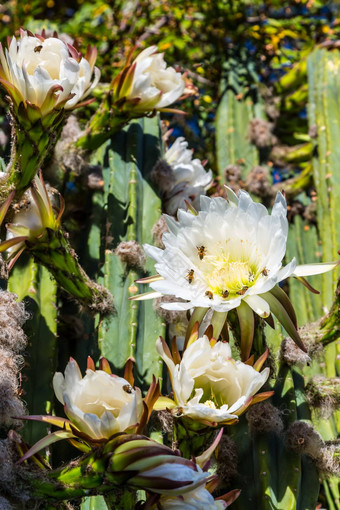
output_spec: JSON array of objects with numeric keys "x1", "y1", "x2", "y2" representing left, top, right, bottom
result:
[
  {"x1": 8, "y1": 257, "x2": 57, "y2": 446},
  {"x1": 307, "y1": 49, "x2": 340, "y2": 309},
  {"x1": 98, "y1": 117, "x2": 165, "y2": 384}
]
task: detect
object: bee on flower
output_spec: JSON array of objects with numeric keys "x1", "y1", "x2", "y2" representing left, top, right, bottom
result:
[{"x1": 133, "y1": 188, "x2": 338, "y2": 359}]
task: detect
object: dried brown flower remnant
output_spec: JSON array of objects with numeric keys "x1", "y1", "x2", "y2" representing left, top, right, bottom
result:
[
  {"x1": 245, "y1": 166, "x2": 272, "y2": 198},
  {"x1": 115, "y1": 240, "x2": 146, "y2": 269},
  {"x1": 152, "y1": 216, "x2": 169, "y2": 249},
  {"x1": 246, "y1": 401, "x2": 284, "y2": 434},
  {"x1": 248, "y1": 118, "x2": 277, "y2": 148}
]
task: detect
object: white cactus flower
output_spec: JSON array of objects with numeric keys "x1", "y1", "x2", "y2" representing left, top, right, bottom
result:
[
  {"x1": 159, "y1": 486, "x2": 227, "y2": 509},
  {"x1": 114, "y1": 45, "x2": 185, "y2": 111},
  {"x1": 52, "y1": 358, "x2": 144, "y2": 440},
  {"x1": 156, "y1": 335, "x2": 270, "y2": 425},
  {"x1": 0, "y1": 29, "x2": 100, "y2": 112},
  {"x1": 133, "y1": 188, "x2": 338, "y2": 358},
  {"x1": 163, "y1": 137, "x2": 213, "y2": 215}
]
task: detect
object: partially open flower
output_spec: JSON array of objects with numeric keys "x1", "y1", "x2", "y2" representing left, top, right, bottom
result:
[
  {"x1": 112, "y1": 45, "x2": 185, "y2": 112},
  {"x1": 155, "y1": 335, "x2": 272, "y2": 426},
  {"x1": 18, "y1": 357, "x2": 160, "y2": 460},
  {"x1": 0, "y1": 172, "x2": 62, "y2": 269},
  {"x1": 161, "y1": 137, "x2": 212, "y2": 215},
  {"x1": 0, "y1": 29, "x2": 100, "y2": 113},
  {"x1": 133, "y1": 188, "x2": 338, "y2": 358},
  {"x1": 53, "y1": 357, "x2": 144, "y2": 440}
]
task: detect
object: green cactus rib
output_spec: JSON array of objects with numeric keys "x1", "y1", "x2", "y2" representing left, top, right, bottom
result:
[
  {"x1": 4, "y1": 105, "x2": 66, "y2": 195},
  {"x1": 216, "y1": 86, "x2": 259, "y2": 181},
  {"x1": 272, "y1": 365, "x2": 301, "y2": 510},
  {"x1": 8, "y1": 256, "x2": 57, "y2": 447},
  {"x1": 307, "y1": 49, "x2": 340, "y2": 310},
  {"x1": 80, "y1": 496, "x2": 109, "y2": 510},
  {"x1": 286, "y1": 214, "x2": 323, "y2": 325},
  {"x1": 98, "y1": 117, "x2": 164, "y2": 385}
]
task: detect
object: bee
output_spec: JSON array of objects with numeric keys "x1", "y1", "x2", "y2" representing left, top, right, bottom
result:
[
  {"x1": 205, "y1": 290, "x2": 213, "y2": 300},
  {"x1": 236, "y1": 286, "x2": 248, "y2": 296},
  {"x1": 123, "y1": 384, "x2": 133, "y2": 394},
  {"x1": 221, "y1": 290, "x2": 229, "y2": 298},
  {"x1": 34, "y1": 45, "x2": 43, "y2": 53},
  {"x1": 248, "y1": 271, "x2": 255, "y2": 282},
  {"x1": 197, "y1": 245, "x2": 206, "y2": 260},
  {"x1": 185, "y1": 269, "x2": 195, "y2": 284},
  {"x1": 261, "y1": 268, "x2": 269, "y2": 277}
]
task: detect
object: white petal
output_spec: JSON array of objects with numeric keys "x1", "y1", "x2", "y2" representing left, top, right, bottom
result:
[
  {"x1": 244, "y1": 294, "x2": 270, "y2": 318},
  {"x1": 292, "y1": 261, "x2": 339, "y2": 277}
]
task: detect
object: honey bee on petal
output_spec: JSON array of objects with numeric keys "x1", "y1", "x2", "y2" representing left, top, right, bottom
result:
[
  {"x1": 185, "y1": 269, "x2": 195, "y2": 284},
  {"x1": 236, "y1": 286, "x2": 248, "y2": 296},
  {"x1": 197, "y1": 245, "x2": 206, "y2": 260},
  {"x1": 34, "y1": 45, "x2": 43, "y2": 53},
  {"x1": 205, "y1": 290, "x2": 213, "y2": 300},
  {"x1": 221, "y1": 290, "x2": 229, "y2": 298},
  {"x1": 123, "y1": 384, "x2": 133, "y2": 394},
  {"x1": 261, "y1": 268, "x2": 269, "y2": 277}
]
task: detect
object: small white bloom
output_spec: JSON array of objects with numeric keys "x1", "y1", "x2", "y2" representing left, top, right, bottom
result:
[
  {"x1": 125, "y1": 46, "x2": 185, "y2": 110},
  {"x1": 0, "y1": 30, "x2": 100, "y2": 111},
  {"x1": 141, "y1": 189, "x2": 337, "y2": 314},
  {"x1": 53, "y1": 358, "x2": 144, "y2": 440},
  {"x1": 156, "y1": 335, "x2": 269, "y2": 424},
  {"x1": 163, "y1": 137, "x2": 213, "y2": 215},
  {"x1": 137, "y1": 463, "x2": 211, "y2": 496},
  {"x1": 159, "y1": 486, "x2": 227, "y2": 509}
]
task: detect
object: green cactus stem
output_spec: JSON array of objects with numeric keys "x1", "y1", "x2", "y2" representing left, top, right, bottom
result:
[{"x1": 4, "y1": 104, "x2": 67, "y2": 197}]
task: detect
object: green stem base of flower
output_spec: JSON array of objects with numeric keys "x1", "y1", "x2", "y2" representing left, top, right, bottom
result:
[
  {"x1": 173, "y1": 417, "x2": 217, "y2": 459},
  {"x1": 28, "y1": 228, "x2": 114, "y2": 315},
  {"x1": 3, "y1": 106, "x2": 67, "y2": 197}
]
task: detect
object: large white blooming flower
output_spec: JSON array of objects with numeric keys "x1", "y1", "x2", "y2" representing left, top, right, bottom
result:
[
  {"x1": 0, "y1": 29, "x2": 100, "y2": 113},
  {"x1": 113, "y1": 45, "x2": 185, "y2": 112},
  {"x1": 155, "y1": 335, "x2": 271, "y2": 425},
  {"x1": 134, "y1": 188, "x2": 337, "y2": 357},
  {"x1": 162, "y1": 137, "x2": 213, "y2": 215},
  {"x1": 158, "y1": 486, "x2": 227, "y2": 509},
  {"x1": 53, "y1": 358, "x2": 144, "y2": 440}
]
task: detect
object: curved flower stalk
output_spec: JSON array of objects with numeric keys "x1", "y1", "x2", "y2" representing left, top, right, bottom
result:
[
  {"x1": 0, "y1": 29, "x2": 100, "y2": 194},
  {"x1": 0, "y1": 173, "x2": 113, "y2": 313},
  {"x1": 132, "y1": 188, "x2": 338, "y2": 359},
  {"x1": 77, "y1": 45, "x2": 185, "y2": 150},
  {"x1": 159, "y1": 137, "x2": 213, "y2": 216},
  {"x1": 155, "y1": 334, "x2": 272, "y2": 427},
  {"x1": 19, "y1": 357, "x2": 160, "y2": 459}
]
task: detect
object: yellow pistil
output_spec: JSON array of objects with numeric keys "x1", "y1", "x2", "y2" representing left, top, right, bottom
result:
[
  {"x1": 202, "y1": 255, "x2": 259, "y2": 298},
  {"x1": 203, "y1": 400, "x2": 216, "y2": 409}
]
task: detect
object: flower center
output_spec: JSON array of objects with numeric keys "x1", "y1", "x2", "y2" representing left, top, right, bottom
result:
[
  {"x1": 203, "y1": 399, "x2": 216, "y2": 409},
  {"x1": 201, "y1": 253, "x2": 259, "y2": 298}
]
